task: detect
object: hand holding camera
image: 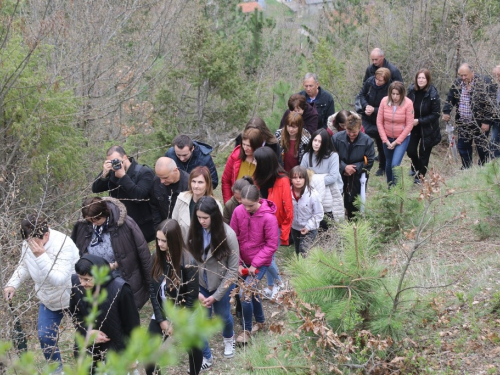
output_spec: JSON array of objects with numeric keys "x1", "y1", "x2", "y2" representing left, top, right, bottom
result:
[{"x1": 102, "y1": 158, "x2": 124, "y2": 178}]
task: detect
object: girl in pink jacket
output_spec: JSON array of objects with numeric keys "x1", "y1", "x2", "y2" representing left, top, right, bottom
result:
[
  {"x1": 377, "y1": 81, "x2": 414, "y2": 186},
  {"x1": 230, "y1": 185, "x2": 279, "y2": 344}
]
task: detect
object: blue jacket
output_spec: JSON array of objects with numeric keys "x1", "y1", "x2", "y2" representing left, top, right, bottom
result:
[
  {"x1": 165, "y1": 141, "x2": 218, "y2": 189},
  {"x1": 299, "y1": 87, "x2": 335, "y2": 130}
]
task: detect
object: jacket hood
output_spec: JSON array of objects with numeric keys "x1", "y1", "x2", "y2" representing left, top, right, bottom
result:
[
  {"x1": 254, "y1": 199, "x2": 277, "y2": 216},
  {"x1": 194, "y1": 141, "x2": 213, "y2": 155},
  {"x1": 102, "y1": 197, "x2": 127, "y2": 227}
]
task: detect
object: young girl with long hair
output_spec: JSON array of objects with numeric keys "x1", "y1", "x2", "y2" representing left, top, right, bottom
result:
[
  {"x1": 253, "y1": 147, "x2": 293, "y2": 298},
  {"x1": 223, "y1": 176, "x2": 254, "y2": 224},
  {"x1": 275, "y1": 112, "x2": 311, "y2": 172},
  {"x1": 289, "y1": 166, "x2": 324, "y2": 257},
  {"x1": 230, "y1": 185, "x2": 279, "y2": 344},
  {"x1": 187, "y1": 197, "x2": 240, "y2": 368},
  {"x1": 146, "y1": 219, "x2": 201, "y2": 375}
]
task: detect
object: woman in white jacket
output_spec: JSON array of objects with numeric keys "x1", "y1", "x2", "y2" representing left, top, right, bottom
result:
[
  {"x1": 3, "y1": 214, "x2": 79, "y2": 371},
  {"x1": 172, "y1": 166, "x2": 223, "y2": 242},
  {"x1": 290, "y1": 166, "x2": 324, "y2": 257}
]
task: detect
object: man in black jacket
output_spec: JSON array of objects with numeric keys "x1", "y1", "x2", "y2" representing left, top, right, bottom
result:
[
  {"x1": 442, "y1": 63, "x2": 496, "y2": 168},
  {"x1": 149, "y1": 157, "x2": 189, "y2": 228},
  {"x1": 299, "y1": 73, "x2": 335, "y2": 129},
  {"x1": 70, "y1": 254, "x2": 140, "y2": 373},
  {"x1": 92, "y1": 146, "x2": 155, "y2": 242},
  {"x1": 363, "y1": 48, "x2": 403, "y2": 84},
  {"x1": 332, "y1": 114, "x2": 375, "y2": 219}
]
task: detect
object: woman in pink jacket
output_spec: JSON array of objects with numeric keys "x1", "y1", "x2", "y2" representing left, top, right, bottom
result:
[
  {"x1": 230, "y1": 185, "x2": 279, "y2": 344},
  {"x1": 376, "y1": 81, "x2": 414, "y2": 186}
]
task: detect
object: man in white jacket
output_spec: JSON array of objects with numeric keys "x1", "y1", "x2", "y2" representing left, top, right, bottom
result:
[{"x1": 4, "y1": 214, "x2": 79, "y2": 372}]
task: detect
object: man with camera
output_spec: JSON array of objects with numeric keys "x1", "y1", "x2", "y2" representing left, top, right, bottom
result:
[{"x1": 92, "y1": 146, "x2": 155, "y2": 242}]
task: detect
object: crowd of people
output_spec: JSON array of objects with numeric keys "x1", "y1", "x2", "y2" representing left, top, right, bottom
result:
[{"x1": 4, "y1": 48, "x2": 500, "y2": 374}]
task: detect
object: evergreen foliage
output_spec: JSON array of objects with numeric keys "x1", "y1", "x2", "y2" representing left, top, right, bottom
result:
[
  {"x1": 287, "y1": 221, "x2": 404, "y2": 337},
  {"x1": 474, "y1": 160, "x2": 500, "y2": 239},
  {"x1": 362, "y1": 167, "x2": 424, "y2": 242}
]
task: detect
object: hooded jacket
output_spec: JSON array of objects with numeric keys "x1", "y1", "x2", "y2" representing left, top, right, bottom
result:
[
  {"x1": 221, "y1": 146, "x2": 244, "y2": 204},
  {"x1": 291, "y1": 186, "x2": 324, "y2": 231},
  {"x1": 150, "y1": 251, "x2": 199, "y2": 323},
  {"x1": 91, "y1": 157, "x2": 155, "y2": 242},
  {"x1": 279, "y1": 103, "x2": 319, "y2": 134},
  {"x1": 230, "y1": 199, "x2": 279, "y2": 268},
  {"x1": 70, "y1": 254, "x2": 140, "y2": 353},
  {"x1": 71, "y1": 197, "x2": 152, "y2": 309},
  {"x1": 165, "y1": 141, "x2": 219, "y2": 189},
  {"x1": 7, "y1": 229, "x2": 79, "y2": 311},
  {"x1": 357, "y1": 76, "x2": 391, "y2": 137},
  {"x1": 407, "y1": 84, "x2": 442, "y2": 148}
]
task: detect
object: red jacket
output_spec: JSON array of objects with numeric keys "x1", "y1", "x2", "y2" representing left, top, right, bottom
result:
[
  {"x1": 376, "y1": 97, "x2": 414, "y2": 145},
  {"x1": 267, "y1": 176, "x2": 293, "y2": 246},
  {"x1": 221, "y1": 146, "x2": 243, "y2": 203}
]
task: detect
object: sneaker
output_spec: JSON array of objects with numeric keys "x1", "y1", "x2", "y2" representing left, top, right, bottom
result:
[
  {"x1": 236, "y1": 330, "x2": 251, "y2": 345},
  {"x1": 263, "y1": 287, "x2": 272, "y2": 299},
  {"x1": 223, "y1": 336, "x2": 235, "y2": 358},
  {"x1": 251, "y1": 322, "x2": 266, "y2": 333},
  {"x1": 271, "y1": 283, "x2": 282, "y2": 299},
  {"x1": 201, "y1": 356, "x2": 213, "y2": 371},
  {"x1": 375, "y1": 168, "x2": 384, "y2": 176}
]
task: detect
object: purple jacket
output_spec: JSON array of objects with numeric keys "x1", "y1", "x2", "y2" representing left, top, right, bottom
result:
[{"x1": 230, "y1": 199, "x2": 279, "y2": 269}]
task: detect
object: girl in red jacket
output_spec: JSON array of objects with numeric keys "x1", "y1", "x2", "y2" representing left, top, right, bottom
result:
[{"x1": 376, "y1": 81, "x2": 414, "y2": 186}]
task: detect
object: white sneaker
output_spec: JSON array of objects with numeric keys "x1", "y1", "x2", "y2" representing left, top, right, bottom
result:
[
  {"x1": 263, "y1": 287, "x2": 272, "y2": 299},
  {"x1": 200, "y1": 356, "x2": 213, "y2": 371},
  {"x1": 271, "y1": 283, "x2": 282, "y2": 299},
  {"x1": 223, "y1": 336, "x2": 235, "y2": 358}
]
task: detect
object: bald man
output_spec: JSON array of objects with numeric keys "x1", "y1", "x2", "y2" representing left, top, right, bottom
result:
[
  {"x1": 442, "y1": 63, "x2": 496, "y2": 168},
  {"x1": 363, "y1": 48, "x2": 403, "y2": 83},
  {"x1": 149, "y1": 157, "x2": 189, "y2": 228}
]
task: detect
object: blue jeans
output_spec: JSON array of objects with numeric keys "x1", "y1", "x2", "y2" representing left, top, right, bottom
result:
[
  {"x1": 266, "y1": 258, "x2": 282, "y2": 287},
  {"x1": 240, "y1": 265, "x2": 268, "y2": 332},
  {"x1": 200, "y1": 285, "x2": 234, "y2": 359},
  {"x1": 38, "y1": 304, "x2": 64, "y2": 367},
  {"x1": 382, "y1": 136, "x2": 410, "y2": 185}
]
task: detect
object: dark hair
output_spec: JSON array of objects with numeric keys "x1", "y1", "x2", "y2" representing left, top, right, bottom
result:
[
  {"x1": 239, "y1": 128, "x2": 264, "y2": 161},
  {"x1": 414, "y1": 68, "x2": 431, "y2": 91},
  {"x1": 287, "y1": 94, "x2": 307, "y2": 111},
  {"x1": 151, "y1": 219, "x2": 184, "y2": 282},
  {"x1": 281, "y1": 112, "x2": 304, "y2": 155},
  {"x1": 240, "y1": 185, "x2": 260, "y2": 202},
  {"x1": 75, "y1": 258, "x2": 94, "y2": 276},
  {"x1": 188, "y1": 166, "x2": 213, "y2": 196},
  {"x1": 20, "y1": 214, "x2": 49, "y2": 240},
  {"x1": 307, "y1": 129, "x2": 336, "y2": 167},
  {"x1": 253, "y1": 146, "x2": 287, "y2": 188},
  {"x1": 374, "y1": 67, "x2": 391, "y2": 83},
  {"x1": 187, "y1": 197, "x2": 231, "y2": 262},
  {"x1": 244, "y1": 117, "x2": 278, "y2": 145},
  {"x1": 106, "y1": 145, "x2": 126, "y2": 157},
  {"x1": 387, "y1": 81, "x2": 406, "y2": 106},
  {"x1": 232, "y1": 176, "x2": 254, "y2": 193},
  {"x1": 345, "y1": 114, "x2": 362, "y2": 131},
  {"x1": 81, "y1": 197, "x2": 110, "y2": 220},
  {"x1": 172, "y1": 134, "x2": 194, "y2": 150},
  {"x1": 332, "y1": 110, "x2": 351, "y2": 131},
  {"x1": 289, "y1": 166, "x2": 311, "y2": 197}
]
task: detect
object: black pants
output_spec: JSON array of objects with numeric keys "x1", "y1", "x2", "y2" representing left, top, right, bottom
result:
[
  {"x1": 145, "y1": 319, "x2": 203, "y2": 375},
  {"x1": 406, "y1": 128, "x2": 433, "y2": 177},
  {"x1": 372, "y1": 133, "x2": 386, "y2": 170},
  {"x1": 457, "y1": 122, "x2": 490, "y2": 168}
]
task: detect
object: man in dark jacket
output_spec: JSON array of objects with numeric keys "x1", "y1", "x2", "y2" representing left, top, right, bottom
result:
[
  {"x1": 165, "y1": 135, "x2": 218, "y2": 189},
  {"x1": 92, "y1": 145, "x2": 155, "y2": 242},
  {"x1": 363, "y1": 48, "x2": 403, "y2": 83},
  {"x1": 299, "y1": 73, "x2": 335, "y2": 130},
  {"x1": 332, "y1": 114, "x2": 375, "y2": 219},
  {"x1": 442, "y1": 63, "x2": 496, "y2": 168},
  {"x1": 70, "y1": 254, "x2": 140, "y2": 373},
  {"x1": 149, "y1": 157, "x2": 189, "y2": 228}
]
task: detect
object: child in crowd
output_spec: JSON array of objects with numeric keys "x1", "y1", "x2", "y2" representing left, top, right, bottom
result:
[{"x1": 289, "y1": 166, "x2": 324, "y2": 257}]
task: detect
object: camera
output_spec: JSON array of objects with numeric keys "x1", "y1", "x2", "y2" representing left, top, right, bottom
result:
[{"x1": 110, "y1": 159, "x2": 122, "y2": 170}]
